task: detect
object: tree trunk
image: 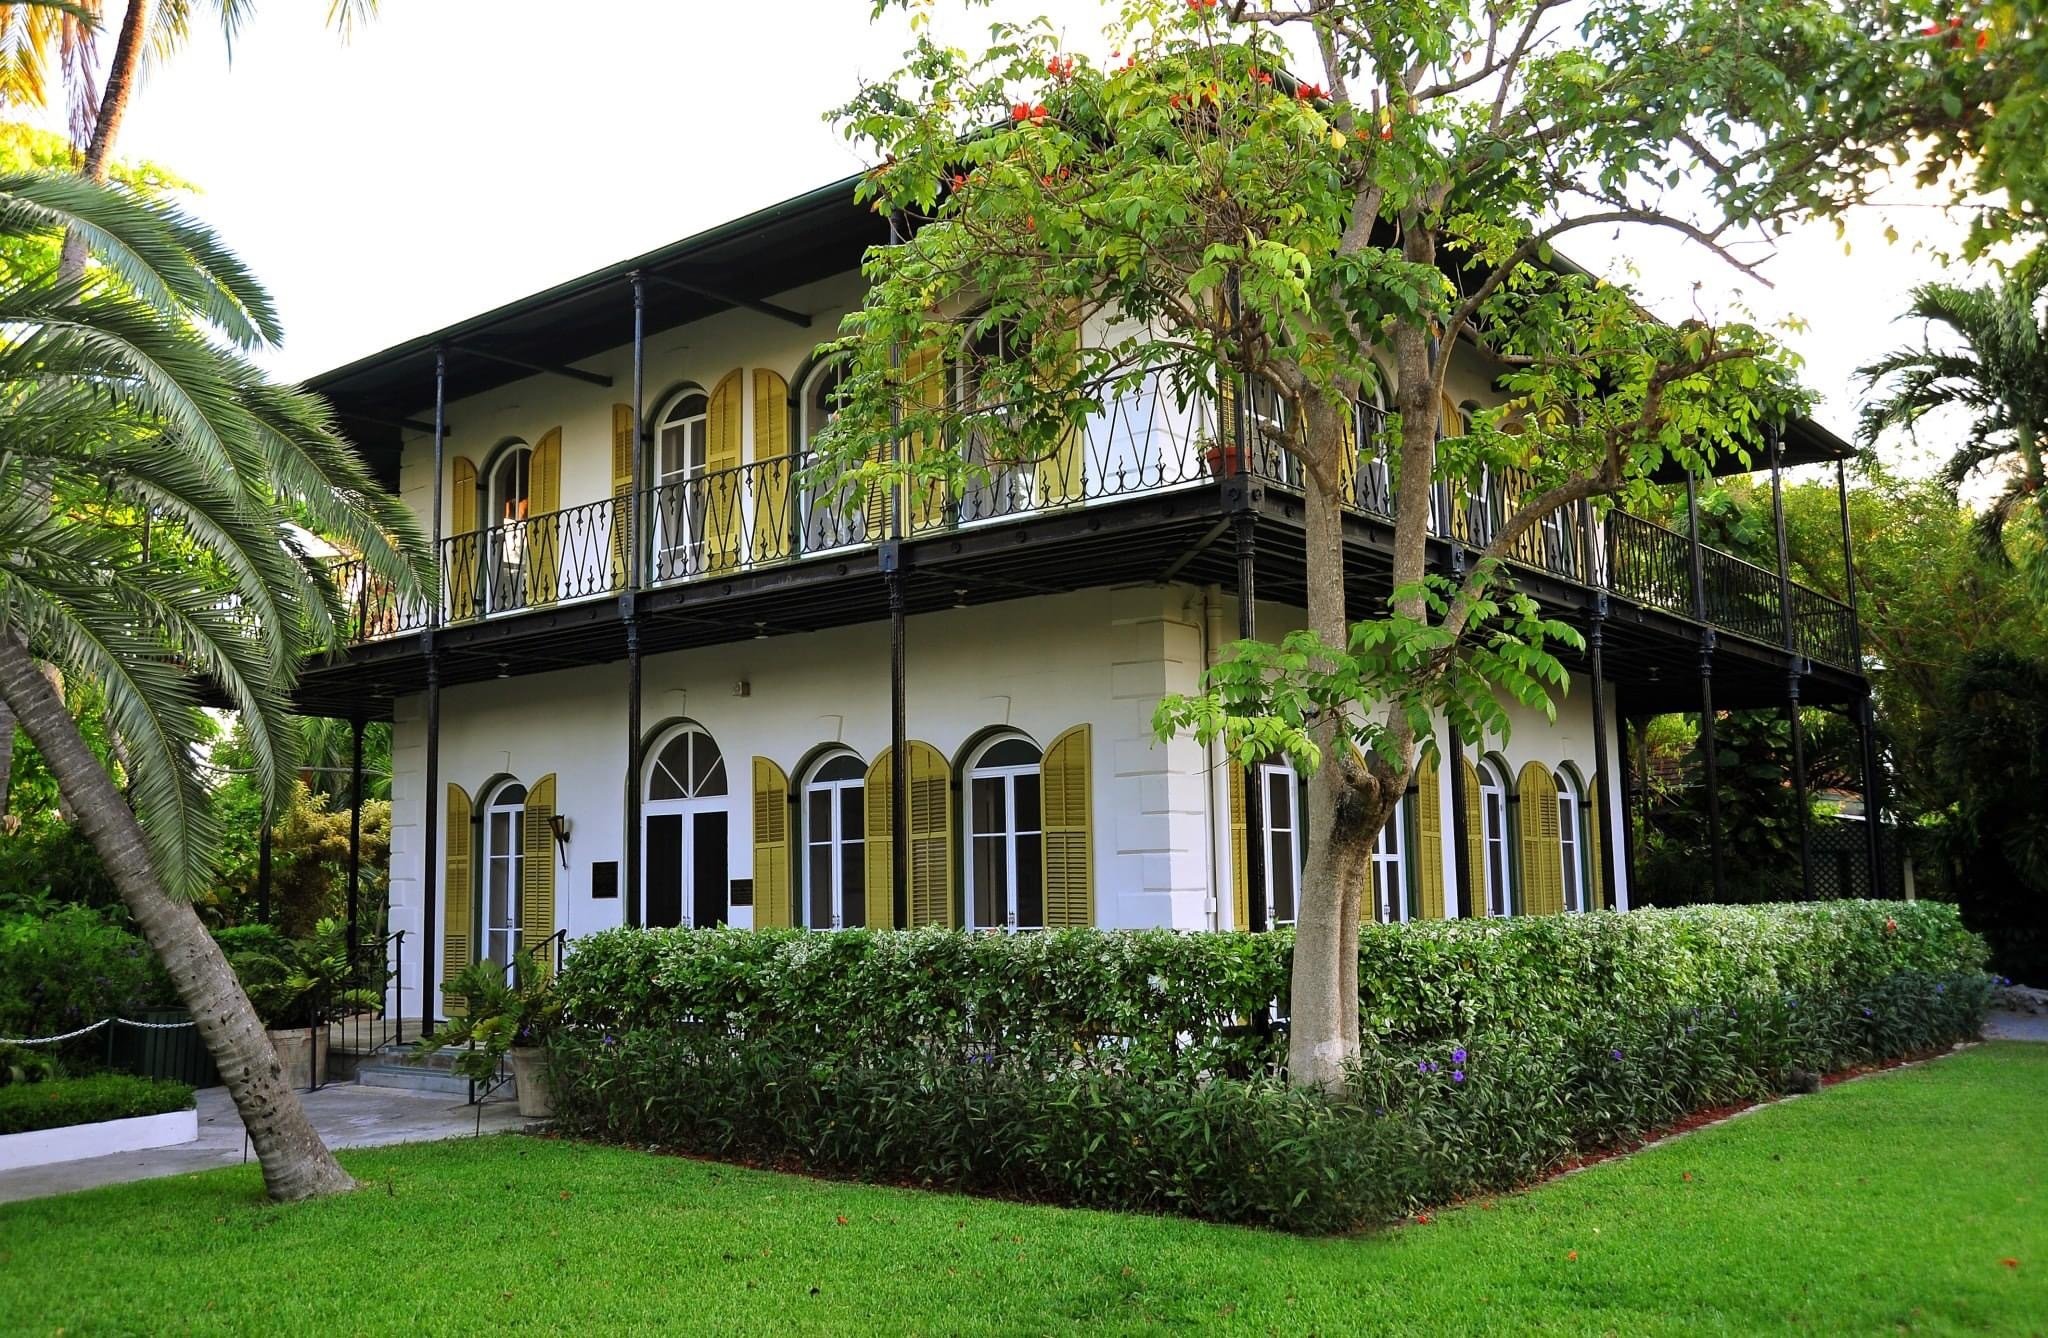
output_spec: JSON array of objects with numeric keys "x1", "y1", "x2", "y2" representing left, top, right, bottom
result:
[
  {"x1": 57, "y1": 0, "x2": 150, "y2": 278},
  {"x1": 1285, "y1": 397, "x2": 1395, "y2": 1092},
  {"x1": 0, "y1": 632, "x2": 356, "y2": 1203}
]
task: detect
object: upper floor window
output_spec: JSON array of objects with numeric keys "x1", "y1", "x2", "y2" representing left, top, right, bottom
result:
[
  {"x1": 965, "y1": 733, "x2": 1043, "y2": 931},
  {"x1": 799, "y1": 360, "x2": 865, "y2": 550},
  {"x1": 650, "y1": 390, "x2": 709, "y2": 579},
  {"x1": 654, "y1": 391, "x2": 709, "y2": 490},
  {"x1": 486, "y1": 441, "x2": 532, "y2": 532}
]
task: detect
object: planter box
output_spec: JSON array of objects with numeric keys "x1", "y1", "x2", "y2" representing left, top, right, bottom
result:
[
  {"x1": 266, "y1": 1028, "x2": 330, "y2": 1090},
  {"x1": 0, "y1": 1106, "x2": 198, "y2": 1173}
]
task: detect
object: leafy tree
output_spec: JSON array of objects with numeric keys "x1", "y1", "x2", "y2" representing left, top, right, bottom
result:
[
  {"x1": 822, "y1": 0, "x2": 2014, "y2": 1088},
  {"x1": 1934, "y1": 649, "x2": 2048, "y2": 980},
  {"x1": 0, "y1": 170, "x2": 427, "y2": 1201},
  {"x1": 1858, "y1": 259, "x2": 2048, "y2": 580}
]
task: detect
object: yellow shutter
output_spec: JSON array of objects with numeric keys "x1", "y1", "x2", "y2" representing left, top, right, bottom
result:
[
  {"x1": 752, "y1": 756, "x2": 791, "y2": 928},
  {"x1": 1517, "y1": 762, "x2": 1563, "y2": 915},
  {"x1": 1415, "y1": 758, "x2": 1445, "y2": 920},
  {"x1": 526, "y1": 427, "x2": 562, "y2": 607},
  {"x1": 705, "y1": 369, "x2": 744, "y2": 570},
  {"x1": 752, "y1": 370, "x2": 792, "y2": 564},
  {"x1": 904, "y1": 343, "x2": 949, "y2": 533},
  {"x1": 1461, "y1": 757, "x2": 1483, "y2": 910},
  {"x1": 1337, "y1": 399, "x2": 1359, "y2": 506},
  {"x1": 442, "y1": 783, "x2": 473, "y2": 1016},
  {"x1": 1040, "y1": 725, "x2": 1093, "y2": 927},
  {"x1": 1046, "y1": 315, "x2": 1084, "y2": 505},
  {"x1": 865, "y1": 749, "x2": 896, "y2": 930},
  {"x1": 521, "y1": 775, "x2": 558, "y2": 979},
  {"x1": 907, "y1": 741, "x2": 954, "y2": 927},
  {"x1": 1227, "y1": 761, "x2": 1250, "y2": 929},
  {"x1": 610, "y1": 404, "x2": 635, "y2": 586},
  {"x1": 1215, "y1": 375, "x2": 1239, "y2": 475},
  {"x1": 1589, "y1": 781, "x2": 1606, "y2": 909},
  {"x1": 448, "y1": 456, "x2": 480, "y2": 623}
]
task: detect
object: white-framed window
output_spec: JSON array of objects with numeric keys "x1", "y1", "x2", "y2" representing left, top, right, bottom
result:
[
  {"x1": 483, "y1": 441, "x2": 532, "y2": 613},
  {"x1": 965, "y1": 734, "x2": 1043, "y2": 931},
  {"x1": 650, "y1": 390, "x2": 709, "y2": 580},
  {"x1": 798, "y1": 359, "x2": 864, "y2": 551},
  {"x1": 1372, "y1": 791, "x2": 1410, "y2": 923},
  {"x1": 480, "y1": 779, "x2": 527, "y2": 973},
  {"x1": 1478, "y1": 757, "x2": 1513, "y2": 916},
  {"x1": 1258, "y1": 759, "x2": 1304, "y2": 927},
  {"x1": 642, "y1": 723, "x2": 730, "y2": 929},
  {"x1": 802, "y1": 750, "x2": 867, "y2": 930},
  {"x1": 1557, "y1": 768, "x2": 1586, "y2": 913},
  {"x1": 1355, "y1": 381, "x2": 1392, "y2": 516}
]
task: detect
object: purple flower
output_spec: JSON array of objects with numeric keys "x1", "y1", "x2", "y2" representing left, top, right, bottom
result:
[
  {"x1": 1416, "y1": 1060, "x2": 1430, "y2": 1076},
  {"x1": 1936, "y1": 983, "x2": 1946, "y2": 994},
  {"x1": 1452, "y1": 1069, "x2": 1466, "y2": 1084},
  {"x1": 1451, "y1": 1047, "x2": 1468, "y2": 1065},
  {"x1": 1861, "y1": 1007, "x2": 1874, "y2": 1018},
  {"x1": 1610, "y1": 1048, "x2": 1625, "y2": 1061}
]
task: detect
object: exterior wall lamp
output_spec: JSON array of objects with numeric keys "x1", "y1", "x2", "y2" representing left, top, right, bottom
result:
[{"x1": 547, "y1": 813, "x2": 571, "y2": 869}]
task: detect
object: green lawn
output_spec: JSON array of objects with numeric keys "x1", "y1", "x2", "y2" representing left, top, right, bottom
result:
[{"x1": 3, "y1": 1044, "x2": 2042, "y2": 1336}]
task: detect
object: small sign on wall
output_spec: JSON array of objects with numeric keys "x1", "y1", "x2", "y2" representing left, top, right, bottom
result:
[
  {"x1": 729, "y1": 878, "x2": 754, "y2": 908},
  {"x1": 591, "y1": 861, "x2": 619, "y2": 900}
]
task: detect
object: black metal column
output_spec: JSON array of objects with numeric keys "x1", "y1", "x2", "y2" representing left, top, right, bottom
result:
[
  {"x1": 1837, "y1": 460, "x2": 1884, "y2": 893},
  {"x1": 624, "y1": 272, "x2": 646, "y2": 929},
  {"x1": 1587, "y1": 596, "x2": 1618, "y2": 909},
  {"x1": 1685, "y1": 472, "x2": 1726, "y2": 902},
  {"x1": 1858, "y1": 694, "x2": 1886, "y2": 895},
  {"x1": 1787, "y1": 671, "x2": 1813, "y2": 897},
  {"x1": 346, "y1": 712, "x2": 364, "y2": 968},
  {"x1": 886, "y1": 555, "x2": 909, "y2": 929},
  {"x1": 420, "y1": 345, "x2": 447, "y2": 1040},
  {"x1": 1447, "y1": 724, "x2": 1474, "y2": 915},
  {"x1": 1233, "y1": 512, "x2": 1267, "y2": 931},
  {"x1": 1616, "y1": 709, "x2": 1638, "y2": 905}
]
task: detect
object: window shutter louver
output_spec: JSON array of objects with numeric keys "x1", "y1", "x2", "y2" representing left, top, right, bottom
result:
[
  {"x1": 752, "y1": 370, "x2": 792, "y2": 563},
  {"x1": 705, "y1": 369, "x2": 744, "y2": 570},
  {"x1": 907, "y1": 741, "x2": 954, "y2": 928},
  {"x1": 1040, "y1": 725, "x2": 1093, "y2": 927},
  {"x1": 1589, "y1": 783, "x2": 1607, "y2": 909},
  {"x1": 610, "y1": 404, "x2": 635, "y2": 586},
  {"x1": 904, "y1": 344, "x2": 948, "y2": 533},
  {"x1": 449, "y1": 457, "x2": 480, "y2": 622},
  {"x1": 527, "y1": 428, "x2": 562, "y2": 607},
  {"x1": 1337, "y1": 401, "x2": 1359, "y2": 505},
  {"x1": 1461, "y1": 757, "x2": 1483, "y2": 907},
  {"x1": 1517, "y1": 762, "x2": 1564, "y2": 915},
  {"x1": 1415, "y1": 758, "x2": 1445, "y2": 919},
  {"x1": 1227, "y1": 761, "x2": 1250, "y2": 929},
  {"x1": 442, "y1": 783, "x2": 473, "y2": 1015},
  {"x1": 521, "y1": 775, "x2": 558, "y2": 978},
  {"x1": 752, "y1": 757, "x2": 791, "y2": 928},
  {"x1": 864, "y1": 750, "x2": 897, "y2": 930}
]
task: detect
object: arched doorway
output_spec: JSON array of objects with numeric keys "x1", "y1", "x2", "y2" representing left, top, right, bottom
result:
[{"x1": 642, "y1": 723, "x2": 730, "y2": 928}]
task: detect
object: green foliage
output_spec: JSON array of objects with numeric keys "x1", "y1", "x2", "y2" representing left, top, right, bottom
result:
[
  {"x1": 220, "y1": 917, "x2": 380, "y2": 1030},
  {"x1": 0, "y1": 906, "x2": 160, "y2": 1056},
  {"x1": 1934, "y1": 649, "x2": 2048, "y2": 980},
  {"x1": 0, "y1": 1072, "x2": 192, "y2": 1135},
  {"x1": 209, "y1": 772, "x2": 392, "y2": 936},
  {"x1": 415, "y1": 958, "x2": 560, "y2": 1084},
  {"x1": 550, "y1": 904, "x2": 1986, "y2": 1231}
]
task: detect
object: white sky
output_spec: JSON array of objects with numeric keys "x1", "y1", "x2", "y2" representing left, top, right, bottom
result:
[{"x1": 59, "y1": 0, "x2": 1992, "y2": 473}]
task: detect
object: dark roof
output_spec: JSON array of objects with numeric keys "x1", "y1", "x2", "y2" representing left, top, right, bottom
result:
[
  {"x1": 306, "y1": 171, "x2": 1854, "y2": 490},
  {"x1": 305, "y1": 173, "x2": 889, "y2": 489}
]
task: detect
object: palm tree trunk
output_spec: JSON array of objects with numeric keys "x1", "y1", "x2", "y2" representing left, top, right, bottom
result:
[
  {"x1": 0, "y1": 631, "x2": 356, "y2": 1202},
  {"x1": 57, "y1": 0, "x2": 149, "y2": 278}
]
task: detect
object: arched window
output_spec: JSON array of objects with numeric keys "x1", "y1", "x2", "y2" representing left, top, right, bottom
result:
[
  {"x1": 965, "y1": 733, "x2": 1043, "y2": 931},
  {"x1": 1477, "y1": 757, "x2": 1513, "y2": 916},
  {"x1": 1257, "y1": 758, "x2": 1305, "y2": 927},
  {"x1": 642, "y1": 724, "x2": 729, "y2": 929},
  {"x1": 650, "y1": 390, "x2": 709, "y2": 580},
  {"x1": 480, "y1": 779, "x2": 527, "y2": 971},
  {"x1": 1556, "y1": 767, "x2": 1586, "y2": 913},
  {"x1": 801, "y1": 750, "x2": 866, "y2": 929},
  {"x1": 1355, "y1": 378, "x2": 1393, "y2": 516},
  {"x1": 482, "y1": 440, "x2": 532, "y2": 613},
  {"x1": 799, "y1": 360, "x2": 863, "y2": 550},
  {"x1": 1372, "y1": 789, "x2": 1410, "y2": 923}
]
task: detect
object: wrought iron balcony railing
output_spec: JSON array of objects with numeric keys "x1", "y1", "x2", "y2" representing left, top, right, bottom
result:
[{"x1": 326, "y1": 377, "x2": 1860, "y2": 670}]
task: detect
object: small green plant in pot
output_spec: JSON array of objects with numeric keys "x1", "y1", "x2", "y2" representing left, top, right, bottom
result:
[
  {"x1": 416, "y1": 959, "x2": 561, "y2": 1118},
  {"x1": 229, "y1": 919, "x2": 376, "y2": 1089}
]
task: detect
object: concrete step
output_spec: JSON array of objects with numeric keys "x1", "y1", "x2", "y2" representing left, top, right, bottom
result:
[{"x1": 354, "y1": 1052, "x2": 512, "y2": 1099}]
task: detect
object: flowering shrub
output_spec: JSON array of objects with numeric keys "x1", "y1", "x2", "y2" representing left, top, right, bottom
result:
[{"x1": 548, "y1": 901, "x2": 1988, "y2": 1232}]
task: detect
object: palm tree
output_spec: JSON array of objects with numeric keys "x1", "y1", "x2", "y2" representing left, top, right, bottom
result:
[
  {"x1": 1858, "y1": 259, "x2": 2048, "y2": 568},
  {"x1": 0, "y1": 169, "x2": 429, "y2": 1201}
]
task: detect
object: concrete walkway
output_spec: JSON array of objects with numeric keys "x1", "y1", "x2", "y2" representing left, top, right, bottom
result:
[
  {"x1": 0, "y1": 1083, "x2": 526, "y2": 1205},
  {"x1": 1985, "y1": 1009, "x2": 2048, "y2": 1043}
]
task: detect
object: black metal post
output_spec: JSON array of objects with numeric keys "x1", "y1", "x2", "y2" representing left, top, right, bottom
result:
[
  {"x1": 346, "y1": 712, "x2": 364, "y2": 969},
  {"x1": 624, "y1": 622, "x2": 642, "y2": 928},
  {"x1": 1835, "y1": 460, "x2": 1863, "y2": 660},
  {"x1": 1837, "y1": 460, "x2": 1884, "y2": 891},
  {"x1": 1697, "y1": 633, "x2": 1726, "y2": 902},
  {"x1": 886, "y1": 559, "x2": 909, "y2": 929},
  {"x1": 1616, "y1": 709, "x2": 1638, "y2": 905},
  {"x1": 420, "y1": 345, "x2": 447, "y2": 1040},
  {"x1": 623, "y1": 272, "x2": 646, "y2": 929},
  {"x1": 1587, "y1": 596, "x2": 1618, "y2": 910},
  {"x1": 1857, "y1": 693, "x2": 1886, "y2": 895},
  {"x1": 1233, "y1": 512, "x2": 1267, "y2": 931},
  {"x1": 629, "y1": 272, "x2": 647, "y2": 590},
  {"x1": 1447, "y1": 724, "x2": 1474, "y2": 915},
  {"x1": 1769, "y1": 424, "x2": 1794, "y2": 655},
  {"x1": 255, "y1": 823, "x2": 272, "y2": 925},
  {"x1": 1787, "y1": 672, "x2": 1813, "y2": 897}
]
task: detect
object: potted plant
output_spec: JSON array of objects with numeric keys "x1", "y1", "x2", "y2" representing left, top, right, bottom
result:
[
  {"x1": 230, "y1": 919, "x2": 376, "y2": 1089},
  {"x1": 1201, "y1": 437, "x2": 1245, "y2": 477},
  {"x1": 415, "y1": 958, "x2": 561, "y2": 1118}
]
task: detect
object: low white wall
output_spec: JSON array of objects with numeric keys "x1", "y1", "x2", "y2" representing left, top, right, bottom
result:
[{"x1": 0, "y1": 1106, "x2": 198, "y2": 1174}]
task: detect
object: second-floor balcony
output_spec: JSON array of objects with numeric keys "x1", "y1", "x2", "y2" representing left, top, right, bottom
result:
[{"x1": 328, "y1": 380, "x2": 1859, "y2": 671}]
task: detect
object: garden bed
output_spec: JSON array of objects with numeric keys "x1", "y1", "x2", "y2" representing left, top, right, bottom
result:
[{"x1": 0, "y1": 1074, "x2": 197, "y2": 1173}]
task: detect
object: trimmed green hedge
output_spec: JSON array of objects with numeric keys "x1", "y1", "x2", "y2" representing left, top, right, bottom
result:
[
  {"x1": 0, "y1": 1074, "x2": 194, "y2": 1136},
  {"x1": 548, "y1": 902, "x2": 1989, "y2": 1232}
]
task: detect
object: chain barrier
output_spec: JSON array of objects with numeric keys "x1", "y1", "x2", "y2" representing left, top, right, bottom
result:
[{"x1": 0, "y1": 1016, "x2": 199, "y2": 1046}]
